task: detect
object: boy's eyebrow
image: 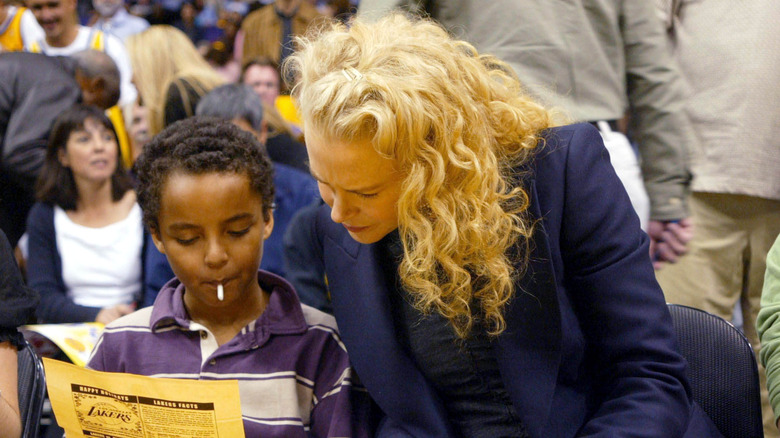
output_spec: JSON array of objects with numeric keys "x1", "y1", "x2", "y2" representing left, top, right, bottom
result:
[
  {"x1": 168, "y1": 223, "x2": 199, "y2": 231},
  {"x1": 224, "y1": 213, "x2": 254, "y2": 223},
  {"x1": 166, "y1": 214, "x2": 254, "y2": 231}
]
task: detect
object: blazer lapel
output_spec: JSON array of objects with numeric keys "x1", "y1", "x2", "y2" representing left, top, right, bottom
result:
[
  {"x1": 323, "y1": 227, "x2": 454, "y2": 437},
  {"x1": 494, "y1": 169, "x2": 563, "y2": 437}
]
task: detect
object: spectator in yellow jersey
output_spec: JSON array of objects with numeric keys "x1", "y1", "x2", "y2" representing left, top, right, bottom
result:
[{"x1": 0, "y1": 0, "x2": 43, "y2": 52}]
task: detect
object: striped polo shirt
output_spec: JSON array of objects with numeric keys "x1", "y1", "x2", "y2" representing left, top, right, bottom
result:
[{"x1": 87, "y1": 271, "x2": 372, "y2": 437}]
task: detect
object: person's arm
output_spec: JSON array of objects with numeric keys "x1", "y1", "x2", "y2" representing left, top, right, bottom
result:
[
  {"x1": 0, "y1": 341, "x2": 21, "y2": 438},
  {"x1": 142, "y1": 235, "x2": 174, "y2": 308},
  {"x1": 283, "y1": 202, "x2": 331, "y2": 313},
  {"x1": 26, "y1": 204, "x2": 101, "y2": 323},
  {"x1": 623, "y1": 0, "x2": 698, "y2": 266},
  {"x1": 557, "y1": 125, "x2": 693, "y2": 435},
  {"x1": 307, "y1": 332, "x2": 373, "y2": 437},
  {"x1": 104, "y1": 33, "x2": 138, "y2": 107},
  {"x1": 758, "y1": 235, "x2": 780, "y2": 429},
  {"x1": 622, "y1": 0, "x2": 695, "y2": 223},
  {"x1": 20, "y1": 9, "x2": 45, "y2": 49},
  {"x1": 85, "y1": 330, "x2": 109, "y2": 371},
  {"x1": 0, "y1": 57, "x2": 81, "y2": 189}
]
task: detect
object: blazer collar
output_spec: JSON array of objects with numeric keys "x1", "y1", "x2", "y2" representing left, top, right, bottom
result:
[{"x1": 323, "y1": 230, "x2": 454, "y2": 436}]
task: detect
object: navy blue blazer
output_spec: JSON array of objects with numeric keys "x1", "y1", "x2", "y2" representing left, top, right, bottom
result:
[{"x1": 309, "y1": 124, "x2": 721, "y2": 437}]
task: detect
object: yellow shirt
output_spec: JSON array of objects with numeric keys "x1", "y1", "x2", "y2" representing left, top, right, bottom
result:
[
  {"x1": 275, "y1": 95, "x2": 303, "y2": 135},
  {"x1": 28, "y1": 25, "x2": 105, "y2": 53},
  {"x1": 0, "y1": 7, "x2": 29, "y2": 52}
]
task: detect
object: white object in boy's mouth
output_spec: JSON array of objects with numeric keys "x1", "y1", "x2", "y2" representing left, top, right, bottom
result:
[{"x1": 217, "y1": 284, "x2": 224, "y2": 301}]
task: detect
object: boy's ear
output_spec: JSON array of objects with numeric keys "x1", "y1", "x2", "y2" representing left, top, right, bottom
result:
[
  {"x1": 263, "y1": 214, "x2": 274, "y2": 240},
  {"x1": 150, "y1": 228, "x2": 166, "y2": 254}
]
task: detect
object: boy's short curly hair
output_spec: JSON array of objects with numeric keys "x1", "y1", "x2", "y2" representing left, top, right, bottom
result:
[{"x1": 134, "y1": 117, "x2": 275, "y2": 232}]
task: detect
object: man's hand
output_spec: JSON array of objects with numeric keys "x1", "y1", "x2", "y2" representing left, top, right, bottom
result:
[
  {"x1": 648, "y1": 218, "x2": 694, "y2": 269},
  {"x1": 95, "y1": 303, "x2": 135, "y2": 325}
]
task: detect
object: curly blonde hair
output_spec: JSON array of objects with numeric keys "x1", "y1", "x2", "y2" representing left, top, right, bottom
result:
[
  {"x1": 126, "y1": 26, "x2": 226, "y2": 136},
  {"x1": 287, "y1": 14, "x2": 560, "y2": 337}
]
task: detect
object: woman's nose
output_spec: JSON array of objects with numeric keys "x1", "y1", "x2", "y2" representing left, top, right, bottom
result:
[{"x1": 329, "y1": 196, "x2": 353, "y2": 224}]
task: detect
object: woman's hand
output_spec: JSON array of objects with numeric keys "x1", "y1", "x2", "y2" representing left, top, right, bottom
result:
[{"x1": 95, "y1": 304, "x2": 135, "y2": 325}]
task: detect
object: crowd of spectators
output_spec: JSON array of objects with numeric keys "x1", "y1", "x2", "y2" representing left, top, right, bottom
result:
[{"x1": 1, "y1": 0, "x2": 778, "y2": 437}]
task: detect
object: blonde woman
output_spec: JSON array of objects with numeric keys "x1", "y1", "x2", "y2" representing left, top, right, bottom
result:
[
  {"x1": 126, "y1": 25, "x2": 225, "y2": 136},
  {"x1": 285, "y1": 14, "x2": 722, "y2": 437}
]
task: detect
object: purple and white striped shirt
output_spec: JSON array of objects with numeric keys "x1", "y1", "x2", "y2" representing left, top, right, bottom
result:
[{"x1": 87, "y1": 271, "x2": 372, "y2": 437}]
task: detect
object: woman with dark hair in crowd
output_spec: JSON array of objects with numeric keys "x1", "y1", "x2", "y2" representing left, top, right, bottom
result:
[{"x1": 26, "y1": 104, "x2": 145, "y2": 324}]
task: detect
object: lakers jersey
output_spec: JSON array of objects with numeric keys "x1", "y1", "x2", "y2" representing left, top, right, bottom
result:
[{"x1": 0, "y1": 6, "x2": 31, "y2": 52}]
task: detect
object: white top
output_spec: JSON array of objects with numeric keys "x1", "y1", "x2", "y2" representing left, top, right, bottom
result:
[
  {"x1": 54, "y1": 203, "x2": 143, "y2": 308},
  {"x1": 0, "y1": 6, "x2": 44, "y2": 52},
  {"x1": 26, "y1": 25, "x2": 138, "y2": 106}
]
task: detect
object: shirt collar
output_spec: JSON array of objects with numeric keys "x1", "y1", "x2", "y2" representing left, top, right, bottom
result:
[{"x1": 149, "y1": 270, "x2": 309, "y2": 338}]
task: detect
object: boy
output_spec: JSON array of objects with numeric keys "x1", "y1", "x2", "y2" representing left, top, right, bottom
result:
[{"x1": 88, "y1": 117, "x2": 370, "y2": 437}]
